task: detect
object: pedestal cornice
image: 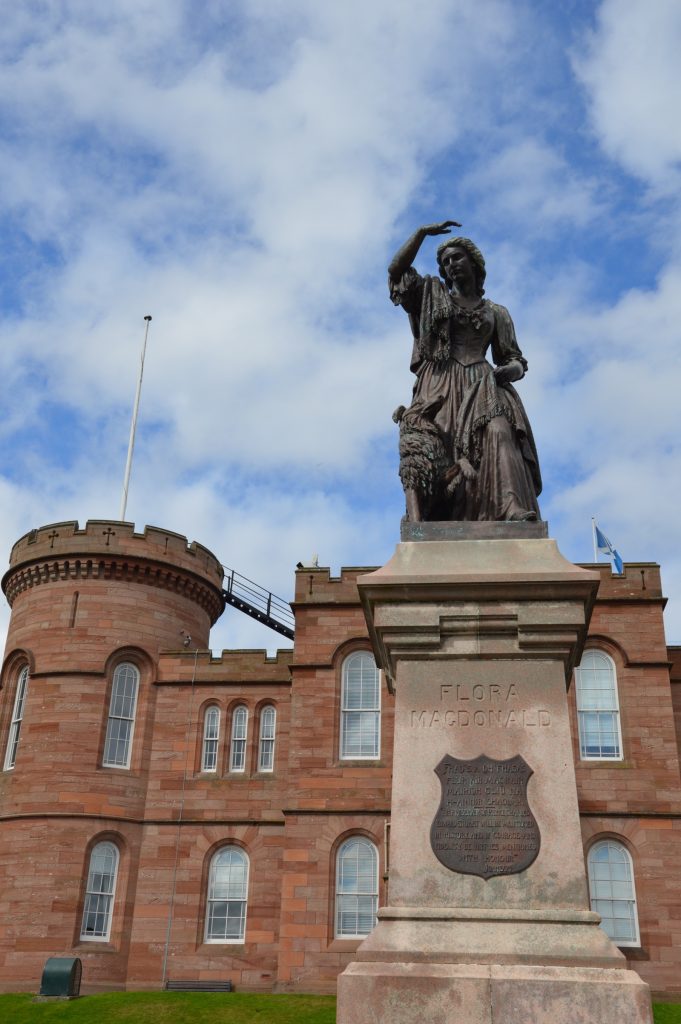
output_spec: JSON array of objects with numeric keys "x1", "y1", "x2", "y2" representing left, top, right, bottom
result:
[{"x1": 358, "y1": 538, "x2": 600, "y2": 690}]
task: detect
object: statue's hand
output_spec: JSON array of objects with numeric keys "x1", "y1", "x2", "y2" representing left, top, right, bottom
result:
[
  {"x1": 422, "y1": 220, "x2": 462, "y2": 236},
  {"x1": 494, "y1": 360, "x2": 523, "y2": 386},
  {"x1": 457, "y1": 457, "x2": 477, "y2": 481},
  {"x1": 389, "y1": 221, "x2": 462, "y2": 281}
]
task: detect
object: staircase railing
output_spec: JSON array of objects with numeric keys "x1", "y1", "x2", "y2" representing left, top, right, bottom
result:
[{"x1": 221, "y1": 565, "x2": 295, "y2": 641}]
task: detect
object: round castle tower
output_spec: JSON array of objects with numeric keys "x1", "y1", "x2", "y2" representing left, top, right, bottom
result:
[{"x1": 0, "y1": 520, "x2": 224, "y2": 990}]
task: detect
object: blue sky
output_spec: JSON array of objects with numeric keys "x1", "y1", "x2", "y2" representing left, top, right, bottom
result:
[{"x1": 1, "y1": 0, "x2": 680, "y2": 652}]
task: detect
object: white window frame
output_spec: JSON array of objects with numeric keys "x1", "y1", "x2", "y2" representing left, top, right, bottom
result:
[
  {"x1": 587, "y1": 839, "x2": 640, "y2": 947},
  {"x1": 575, "y1": 650, "x2": 623, "y2": 761},
  {"x1": 335, "y1": 836, "x2": 379, "y2": 939},
  {"x1": 3, "y1": 665, "x2": 29, "y2": 771},
  {"x1": 340, "y1": 652, "x2": 381, "y2": 760},
  {"x1": 80, "y1": 841, "x2": 119, "y2": 942},
  {"x1": 205, "y1": 846, "x2": 249, "y2": 943},
  {"x1": 257, "y1": 705, "x2": 276, "y2": 772},
  {"x1": 201, "y1": 706, "x2": 220, "y2": 772},
  {"x1": 102, "y1": 662, "x2": 140, "y2": 769},
  {"x1": 229, "y1": 705, "x2": 248, "y2": 772}
]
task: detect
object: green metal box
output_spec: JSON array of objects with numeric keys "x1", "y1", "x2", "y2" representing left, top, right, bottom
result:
[{"x1": 39, "y1": 957, "x2": 82, "y2": 997}]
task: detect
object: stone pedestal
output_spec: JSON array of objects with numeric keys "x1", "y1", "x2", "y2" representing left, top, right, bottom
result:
[{"x1": 336, "y1": 534, "x2": 653, "y2": 1024}]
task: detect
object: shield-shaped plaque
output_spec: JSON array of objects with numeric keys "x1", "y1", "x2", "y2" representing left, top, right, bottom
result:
[{"x1": 430, "y1": 753, "x2": 540, "y2": 880}]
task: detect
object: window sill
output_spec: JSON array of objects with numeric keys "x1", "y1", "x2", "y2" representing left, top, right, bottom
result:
[
  {"x1": 72, "y1": 941, "x2": 118, "y2": 954},
  {"x1": 338, "y1": 759, "x2": 385, "y2": 767},
  {"x1": 620, "y1": 946, "x2": 649, "y2": 960},
  {"x1": 197, "y1": 942, "x2": 247, "y2": 952},
  {"x1": 328, "y1": 938, "x2": 364, "y2": 952},
  {"x1": 195, "y1": 772, "x2": 277, "y2": 781},
  {"x1": 578, "y1": 760, "x2": 633, "y2": 769}
]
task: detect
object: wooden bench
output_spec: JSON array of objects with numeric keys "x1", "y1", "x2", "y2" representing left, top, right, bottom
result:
[{"x1": 165, "y1": 980, "x2": 233, "y2": 992}]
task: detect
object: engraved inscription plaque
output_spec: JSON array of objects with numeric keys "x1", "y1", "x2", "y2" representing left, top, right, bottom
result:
[{"x1": 430, "y1": 754, "x2": 540, "y2": 880}]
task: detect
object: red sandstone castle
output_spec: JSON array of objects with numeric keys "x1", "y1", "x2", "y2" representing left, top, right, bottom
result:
[{"x1": 0, "y1": 520, "x2": 679, "y2": 999}]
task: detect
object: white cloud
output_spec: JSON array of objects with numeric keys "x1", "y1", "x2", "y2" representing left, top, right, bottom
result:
[
  {"x1": 525, "y1": 260, "x2": 681, "y2": 465},
  {"x1": 465, "y1": 138, "x2": 603, "y2": 232},
  {"x1": 1, "y1": 0, "x2": 681, "y2": 659},
  {"x1": 0, "y1": 0, "x2": 524, "y2": 484},
  {"x1": 574, "y1": 0, "x2": 681, "y2": 189}
]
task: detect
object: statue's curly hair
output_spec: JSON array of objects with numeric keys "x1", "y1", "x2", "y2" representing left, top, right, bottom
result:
[{"x1": 436, "y1": 237, "x2": 486, "y2": 295}]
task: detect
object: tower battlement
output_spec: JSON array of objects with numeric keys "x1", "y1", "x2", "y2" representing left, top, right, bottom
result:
[{"x1": 3, "y1": 520, "x2": 225, "y2": 624}]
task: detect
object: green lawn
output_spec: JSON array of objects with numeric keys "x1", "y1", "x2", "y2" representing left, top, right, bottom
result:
[
  {"x1": 655, "y1": 1006, "x2": 681, "y2": 1024},
  {"x1": 0, "y1": 992, "x2": 336, "y2": 1024},
  {"x1": 0, "y1": 992, "x2": 677, "y2": 1023}
]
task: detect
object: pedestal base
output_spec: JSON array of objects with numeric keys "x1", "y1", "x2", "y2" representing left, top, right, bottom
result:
[
  {"x1": 344, "y1": 534, "x2": 654, "y2": 1024},
  {"x1": 338, "y1": 961, "x2": 653, "y2": 1024},
  {"x1": 352, "y1": 905, "x2": 630, "y2": 968}
]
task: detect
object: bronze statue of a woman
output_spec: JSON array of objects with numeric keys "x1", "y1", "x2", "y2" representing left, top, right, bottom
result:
[{"x1": 389, "y1": 220, "x2": 542, "y2": 523}]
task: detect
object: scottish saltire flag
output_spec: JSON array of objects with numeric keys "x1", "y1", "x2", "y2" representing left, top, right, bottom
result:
[{"x1": 594, "y1": 524, "x2": 624, "y2": 575}]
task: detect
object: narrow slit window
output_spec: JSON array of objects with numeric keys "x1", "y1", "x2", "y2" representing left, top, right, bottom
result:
[
  {"x1": 102, "y1": 663, "x2": 140, "y2": 769},
  {"x1": 202, "y1": 706, "x2": 220, "y2": 772},
  {"x1": 258, "y1": 706, "x2": 276, "y2": 772},
  {"x1": 3, "y1": 666, "x2": 29, "y2": 771},
  {"x1": 229, "y1": 706, "x2": 248, "y2": 772}
]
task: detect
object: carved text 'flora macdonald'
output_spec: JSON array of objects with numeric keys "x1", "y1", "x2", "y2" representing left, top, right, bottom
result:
[
  {"x1": 409, "y1": 684, "x2": 551, "y2": 729},
  {"x1": 440, "y1": 683, "x2": 517, "y2": 702}
]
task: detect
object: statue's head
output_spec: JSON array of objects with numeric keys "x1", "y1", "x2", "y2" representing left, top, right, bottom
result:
[{"x1": 437, "y1": 237, "x2": 486, "y2": 295}]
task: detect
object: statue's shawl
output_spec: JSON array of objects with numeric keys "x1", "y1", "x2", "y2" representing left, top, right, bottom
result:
[{"x1": 389, "y1": 268, "x2": 527, "y2": 375}]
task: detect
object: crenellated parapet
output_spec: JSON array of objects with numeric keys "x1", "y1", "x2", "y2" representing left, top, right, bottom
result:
[
  {"x1": 3, "y1": 520, "x2": 225, "y2": 624},
  {"x1": 292, "y1": 565, "x2": 376, "y2": 605}
]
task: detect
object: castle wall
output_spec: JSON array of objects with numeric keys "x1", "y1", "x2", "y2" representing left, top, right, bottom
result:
[
  {"x1": 669, "y1": 646, "x2": 681, "y2": 762},
  {"x1": 0, "y1": 816, "x2": 141, "y2": 990},
  {"x1": 567, "y1": 566, "x2": 681, "y2": 998},
  {"x1": 0, "y1": 521, "x2": 224, "y2": 991},
  {"x1": 275, "y1": 569, "x2": 394, "y2": 990},
  {"x1": 0, "y1": 527, "x2": 679, "y2": 998}
]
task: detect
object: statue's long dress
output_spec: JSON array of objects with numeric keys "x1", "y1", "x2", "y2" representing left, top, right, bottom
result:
[{"x1": 390, "y1": 268, "x2": 542, "y2": 521}]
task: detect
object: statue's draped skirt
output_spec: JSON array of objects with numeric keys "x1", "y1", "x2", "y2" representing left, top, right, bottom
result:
[{"x1": 411, "y1": 358, "x2": 540, "y2": 521}]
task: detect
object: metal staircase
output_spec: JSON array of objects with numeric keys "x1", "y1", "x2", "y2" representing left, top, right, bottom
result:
[{"x1": 221, "y1": 565, "x2": 295, "y2": 641}]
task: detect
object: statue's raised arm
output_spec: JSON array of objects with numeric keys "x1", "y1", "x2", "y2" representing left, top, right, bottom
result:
[
  {"x1": 389, "y1": 224, "x2": 542, "y2": 524},
  {"x1": 388, "y1": 220, "x2": 462, "y2": 282}
]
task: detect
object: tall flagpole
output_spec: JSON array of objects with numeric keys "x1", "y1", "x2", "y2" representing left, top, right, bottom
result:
[
  {"x1": 119, "y1": 315, "x2": 152, "y2": 522},
  {"x1": 591, "y1": 516, "x2": 598, "y2": 563}
]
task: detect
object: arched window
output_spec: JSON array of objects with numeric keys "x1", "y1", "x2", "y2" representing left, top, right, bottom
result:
[
  {"x1": 587, "y1": 840, "x2": 640, "y2": 946},
  {"x1": 340, "y1": 652, "x2": 380, "y2": 760},
  {"x1": 103, "y1": 663, "x2": 140, "y2": 768},
  {"x1": 229, "y1": 705, "x2": 248, "y2": 772},
  {"x1": 205, "y1": 846, "x2": 249, "y2": 943},
  {"x1": 335, "y1": 837, "x2": 378, "y2": 938},
  {"x1": 258, "y1": 705, "x2": 276, "y2": 772},
  {"x1": 201, "y1": 706, "x2": 220, "y2": 772},
  {"x1": 575, "y1": 650, "x2": 622, "y2": 760},
  {"x1": 3, "y1": 665, "x2": 29, "y2": 771},
  {"x1": 80, "y1": 841, "x2": 119, "y2": 941}
]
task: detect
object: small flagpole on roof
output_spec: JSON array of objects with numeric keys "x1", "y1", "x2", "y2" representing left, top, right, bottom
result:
[
  {"x1": 592, "y1": 516, "x2": 598, "y2": 563},
  {"x1": 119, "y1": 315, "x2": 152, "y2": 522},
  {"x1": 592, "y1": 519, "x2": 624, "y2": 575}
]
